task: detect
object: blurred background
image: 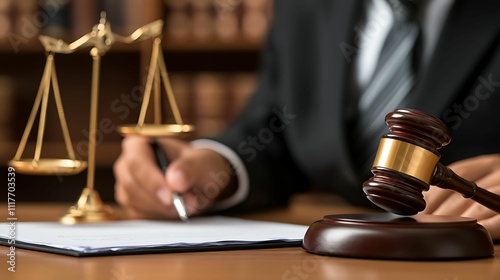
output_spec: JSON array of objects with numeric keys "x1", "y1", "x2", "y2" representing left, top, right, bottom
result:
[{"x1": 0, "y1": 0, "x2": 273, "y2": 202}]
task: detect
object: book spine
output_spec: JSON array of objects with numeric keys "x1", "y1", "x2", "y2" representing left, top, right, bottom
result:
[
  {"x1": 11, "y1": 0, "x2": 39, "y2": 49},
  {"x1": 241, "y1": 0, "x2": 271, "y2": 42},
  {"x1": 122, "y1": 0, "x2": 162, "y2": 35},
  {"x1": 164, "y1": 0, "x2": 190, "y2": 40},
  {"x1": 227, "y1": 73, "x2": 256, "y2": 120},
  {"x1": 0, "y1": 0, "x2": 12, "y2": 40},
  {"x1": 169, "y1": 74, "x2": 193, "y2": 125},
  {"x1": 192, "y1": 73, "x2": 227, "y2": 137},
  {"x1": 0, "y1": 75, "x2": 15, "y2": 141},
  {"x1": 191, "y1": 0, "x2": 214, "y2": 41},
  {"x1": 70, "y1": 0, "x2": 98, "y2": 38}
]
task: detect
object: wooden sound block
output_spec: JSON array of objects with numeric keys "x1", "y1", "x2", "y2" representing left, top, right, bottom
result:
[{"x1": 302, "y1": 213, "x2": 494, "y2": 260}]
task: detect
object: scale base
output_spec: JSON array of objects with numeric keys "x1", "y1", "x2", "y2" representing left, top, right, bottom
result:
[
  {"x1": 303, "y1": 213, "x2": 494, "y2": 260},
  {"x1": 60, "y1": 187, "x2": 119, "y2": 225}
]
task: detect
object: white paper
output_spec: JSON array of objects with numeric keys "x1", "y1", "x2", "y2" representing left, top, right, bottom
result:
[{"x1": 0, "y1": 217, "x2": 307, "y2": 254}]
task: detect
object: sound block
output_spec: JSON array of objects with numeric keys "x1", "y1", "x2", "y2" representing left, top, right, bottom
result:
[{"x1": 302, "y1": 213, "x2": 494, "y2": 260}]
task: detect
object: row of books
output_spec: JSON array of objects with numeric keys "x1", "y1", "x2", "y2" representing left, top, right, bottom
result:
[
  {"x1": 0, "y1": 0, "x2": 273, "y2": 45},
  {"x1": 0, "y1": 71, "x2": 256, "y2": 143},
  {"x1": 165, "y1": 0, "x2": 273, "y2": 42},
  {"x1": 169, "y1": 72, "x2": 256, "y2": 137}
]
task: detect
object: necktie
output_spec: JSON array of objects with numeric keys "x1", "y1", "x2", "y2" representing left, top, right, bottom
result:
[{"x1": 352, "y1": 0, "x2": 420, "y2": 170}]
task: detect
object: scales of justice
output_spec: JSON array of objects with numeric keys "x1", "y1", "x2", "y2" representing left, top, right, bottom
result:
[{"x1": 8, "y1": 13, "x2": 194, "y2": 224}]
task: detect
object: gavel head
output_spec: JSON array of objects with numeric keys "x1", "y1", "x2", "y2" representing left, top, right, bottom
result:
[{"x1": 362, "y1": 108, "x2": 451, "y2": 215}]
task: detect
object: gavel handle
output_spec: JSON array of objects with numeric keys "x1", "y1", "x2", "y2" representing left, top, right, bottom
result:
[{"x1": 431, "y1": 162, "x2": 500, "y2": 213}]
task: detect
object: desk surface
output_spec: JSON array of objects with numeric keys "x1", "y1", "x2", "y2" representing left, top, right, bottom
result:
[{"x1": 1, "y1": 197, "x2": 499, "y2": 280}]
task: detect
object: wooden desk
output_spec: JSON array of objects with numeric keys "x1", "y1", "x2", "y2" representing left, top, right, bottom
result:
[{"x1": 1, "y1": 197, "x2": 499, "y2": 280}]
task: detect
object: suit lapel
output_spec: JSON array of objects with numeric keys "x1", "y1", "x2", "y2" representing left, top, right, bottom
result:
[
  {"x1": 317, "y1": 0, "x2": 360, "y2": 112},
  {"x1": 312, "y1": 0, "x2": 371, "y2": 201},
  {"x1": 410, "y1": 0, "x2": 500, "y2": 117},
  {"x1": 291, "y1": 0, "x2": 361, "y2": 179},
  {"x1": 317, "y1": 0, "x2": 360, "y2": 155}
]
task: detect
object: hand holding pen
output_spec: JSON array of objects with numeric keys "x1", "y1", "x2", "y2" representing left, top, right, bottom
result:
[
  {"x1": 113, "y1": 136, "x2": 235, "y2": 220},
  {"x1": 150, "y1": 140, "x2": 189, "y2": 222}
]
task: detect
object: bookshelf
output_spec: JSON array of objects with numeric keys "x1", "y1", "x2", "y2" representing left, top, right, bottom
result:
[{"x1": 0, "y1": 0, "x2": 272, "y2": 202}]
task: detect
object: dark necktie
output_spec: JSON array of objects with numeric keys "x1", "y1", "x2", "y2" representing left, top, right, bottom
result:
[{"x1": 353, "y1": 0, "x2": 420, "y2": 170}]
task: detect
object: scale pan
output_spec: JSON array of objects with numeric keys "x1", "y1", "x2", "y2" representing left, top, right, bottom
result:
[
  {"x1": 117, "y1": 124, "x2": 195, "y2": 137},
  {"x1": 8, "y1": 159, "x2": 87, "y2": 175}
]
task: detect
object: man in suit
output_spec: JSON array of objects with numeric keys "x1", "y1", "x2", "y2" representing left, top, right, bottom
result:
[{"x1": 113, "y1": 0, "x2": 500, "y2": 239}]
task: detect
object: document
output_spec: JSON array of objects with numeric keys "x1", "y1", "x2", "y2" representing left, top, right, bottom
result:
[{"x1": 0, "y1": 217, "x2": 308, "y2": 256}]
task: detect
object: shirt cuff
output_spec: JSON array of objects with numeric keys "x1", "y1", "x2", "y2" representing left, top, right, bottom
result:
[{"x1": 190, "y1": 139, "x2": 249, "y2": 211}]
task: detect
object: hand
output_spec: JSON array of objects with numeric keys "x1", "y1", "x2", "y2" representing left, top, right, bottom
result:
[
  {"x1": 422, "y1": 154, "x2": 500, "y2": 240},
  {"x1": 113, "y1": 136, "x2": 236, "y2": 219}
]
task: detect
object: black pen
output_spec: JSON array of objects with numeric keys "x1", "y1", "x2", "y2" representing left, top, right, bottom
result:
[{"x1": 150, "y1": 140, "x2": 189, "y2": 222}]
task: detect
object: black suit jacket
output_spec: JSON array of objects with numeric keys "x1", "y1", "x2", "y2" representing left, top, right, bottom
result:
[{"x1": 216, "y1": 0, "x2": 500, "y2": 211}]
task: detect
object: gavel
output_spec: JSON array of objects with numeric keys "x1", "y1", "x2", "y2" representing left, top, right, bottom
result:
[
  {"x1": 303, "y1": 108, "x2": 498, "y2": 259},
  {"x1": 363, "y1": 108, "x2": 500, "y2": 215}
]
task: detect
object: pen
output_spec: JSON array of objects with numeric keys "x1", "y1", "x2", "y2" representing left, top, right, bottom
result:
[{"x1": 150, "y1": 140, "x2": 189, "y2": 222}]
